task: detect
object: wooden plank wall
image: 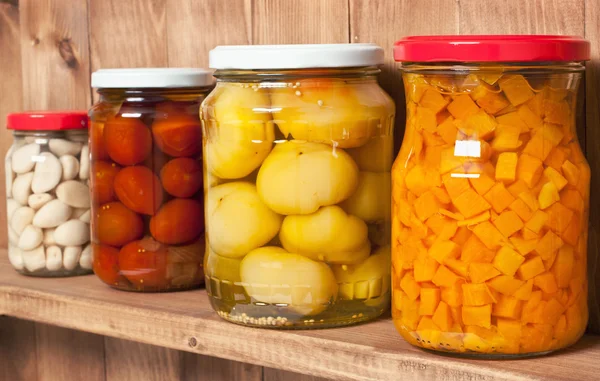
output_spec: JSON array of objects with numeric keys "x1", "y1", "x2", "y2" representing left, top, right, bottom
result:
[{"x1": 0, "y1": 0, "x2": 598, "y2": 380}]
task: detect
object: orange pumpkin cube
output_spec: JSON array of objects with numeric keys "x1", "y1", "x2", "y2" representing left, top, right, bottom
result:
[
  {"x1": 499, "y1": 75, "x2": 535, "y2": 106},
  {"x1": 509, "y1": 237, "x2": 538, "y2": 256},
  {"x1": 431, "y1": 301, "x2": 453, "y2": 331},
  {"x1": 513, "y1": 279, "x2": 534, "y2": 301},
  {"x1": 400, "y1": 273, "x2": 421, "y2": 301},
  {"x1": 544, "y1": 146, "x2": 570, "y2": 171},
  {"x1": 493, "y1": 295, "x2": 523, "y2": 319},
  {"x1": 462, "y1": 283, "x2": 497, "y2": 306},
  {"x1": 496, "y1": 111, "x2": 528, "y2": 132},
  {"x1": 414, "y1": 106, "x2": 437, "y2": 132},
  {"x1": 491, "y1": 124, "x2": 522, "y2": 152},
  {"x1": 432, "y1": 265, "x2": 463, "y2": 288},
  {"x1": 414, "y1": 191, "x2": 441, "y2": 221},
  {"x1": 414, "y1": 257, "x2": 440, "y2": 282},
  {"x1": 525, "y1": 209, "x2": 548, "y2": 234},
  {"x1": 517, "y1": 256, "x2": 546, "y2": 280},
  {"x1": 462, "y1": 305, "x2": 492, "y2": 329},
  {"x1": 420, "y1": 288, "x2": 441, "y2": 316},
  {"x1": 516, "y1": 154, "x2": 543, "y2": 188},
  {"x1": 488, "y1": 275, "x2": 525, "y2": 295},
  {"x1": 523, "y1": 134, "x2": 554, "y2": 161},
  {"x1": 484, "y1": 182, "x2": 515, "y2": 213},
  {"x1": 469, "y1": 263, "x2": 501, "y2": 284},
  {"x1": 534, "y1": 272, "x2": 559, "y2": 294},
  {"x1": 461, "y1": 234, "x2": 496, "y2": 263},
  {"x1": 419, "y1": 88, "x2": 449, "y2": 113},
  {"x1": 496, "y1": 152, "x2": 518, "y2": 182},
  {"x1": 429, "y1": 240, "x2": 460, "y2": 264},
  {"x1": 562, "y1": 214, "x2": 581, "y2": 247},
  {"x1": 545, "y1": 202, "x2": 574, "y2": 234},
  {"x1": 441, "y1": 282, "x2": 464, "y2": 307},
  {"x1": 452, "y1": 188, "x2": 492, "y2": 219},
  {"x1": 517, "y1": 104, "x2": 543, "y2": 130},
  {"x1": 535, "y1": 230, "x2": 564, "y2": 261},
  {"x1": 459, "y1": 110, "x2": 497, "y2": 140},
  {"x1": 493, "y1": 246, "x2": 526, "y2": 276},
  {"x1": 438, "y1": 117, "x2": 459, "y2": 145},
  {"x1": 493, "y1": 210, "x2": 524, "y2": 237},
  {"x1": 509, "y1": 198, "x2": 534, "y2": 221},
  {"x1": 561, "y1": 160, "x2": 580, "y2": 186},
  {"x1": 544, "y1": 167, "x2": 568, "y2": 192},
  {"x1": 447, "y1": 94, "x2": 480, "y2": 119},
  {"x1": 472, "y1": 221, "x2": 507, "y2": 250}
]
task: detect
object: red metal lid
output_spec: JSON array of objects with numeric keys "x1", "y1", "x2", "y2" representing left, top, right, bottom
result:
[
  {"x1": 394, "y1": 35, "x2": 591, "y2": 63},
  {"x1": 7, "y1": 111, "x2": 89, "y2": 131}
]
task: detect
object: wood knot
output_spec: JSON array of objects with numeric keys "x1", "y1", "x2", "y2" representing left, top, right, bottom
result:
[
  {"x1": 57, "y1": 38, "x2": 78, "y2": 68},
  {"x1": 188, "y1": 337, "x2": 198, "y2": 348}
]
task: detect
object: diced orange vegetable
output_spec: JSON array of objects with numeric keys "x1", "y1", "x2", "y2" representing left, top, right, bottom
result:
[
  {"x1": 472, "y1": 221, "x2": 507, "y2": 250},
  {"x1": 496, "y1": 112, "x2": 528, "y2": 131},
  {"x1": 510, "y1": 236, "x2": 538, "y2": 256},
  {"x1": 534, "y1": 272, "x2": 559, "y2": 294},
  {"x1": 431, "y1": 186, "x2": 451, "y2": 205},
  {"x1": 540, "y1": 123, "x2": 565, "y2": 146},
  {"x1": 451, "y1": 226, "x2": 471, "y2": 245},
  {"x1": 552, "y1": 246, "x2": 574, "y2": 289},
  {"x1": 493, "y1": 210, "x2": 524, "y2": 237},
  {"x1": 413, "y1": 256, "x2": 440, "y2": 282},
  {"x1": 516, "y1": 154, "x2": 543, "y2": 188},
  {"x1": 542, "y1": 298, "x2": 565, "y2": 325},
  {"x1": 525, "y1": 210, "x2": 548, "y2": 234},
  {"x1": 432, "y1": 301, "x2": 453, "y2": 331},
  {"x1": 517, "y1": 104, "x2": 543, "y2": 130},
  {"x1": 491, "y1": 125, "x2": 522, "y2": 152},
  {"x1": 517, "y1": 256, "x2": 546, "y2": 280},
  {"x1": 507, "y1": 179, "x2": 529, "y2": 198},
  {"x1": 419, "y1": 288, "x2": 441, "y2": 316},
  {"x1": 493, "y1": 295, "x2": 523, "y2": 319},
  {"x1": 545, "y1": 202, "x2": 574, "y2": 234},
  {"x1": 499, "y1": 75, "x2": 535, "y2": 106},
  {"x1": 497, "y1": 318, "x2": 522, "y2": 343},
  {"x1": 469, "y1": 263, "x2": 501, "y2": 284},
  {"x1": 462, "y1": 283, "x2": 497, "y2": 306},
  {"x1": 440, "y1": 147, "x2": 467, "y2": 174},
  {"x1": 561, "y1": 160, "x2": 580, "y2": 186},
  {"x1": 543, "y1": 167, "x2": 568, "y2": 192},
  {"x1": 544, "y1": 146, "x2": 570, "y2": 171},
  {"x1": 496, "y1": 152, "x2": 518, "y2": 182},
  {"x1": 429, "y1": 240, "x2": 460, "y2": 264},
  {"x1": 400, "y1": 273, "x2": 421, "y2": 301},
  {"x1": 447, "y1": 95, "x2": 480, "y2": 119},
  {"x1": 452, "y1": 188, "x2": 492, "y2": 219},
  {"x1": 439, "y1": 209, "x2": 464, "y2": 221},
  {"x1": 441, "y1": 282, "x2": 464, "y2": 307},
  {"x1": 462, "y1": 305, "x2": 492, "y2": 328},
  {"x1": 437, "y1": 118, "x2": 459, "y2": 145},
  {"x1": 544, "y1": 100, "x2": 570, "y2": 125},
  {"x1": 457, "y1": 211, "x2": 490, "y2": 227},
  {"x1": 509, "y1": 198, "x2": 534, "y2": 221},
  {"x1": 513, "y1": 279, "x2": 534, "y2": 301},
  {"x1": 522, "y1": 228, "x2": 538, "y2": 240},
  {"x1": 488, "y1": 275, "x2": 525, "y2": 295},
  {"x1": 518, "y1": 191, "x2": 539, "y2": 211},
  {"x1": 484, "y1": 182, "x2": 515, "y2": 213},
  {"x1": 432, "y1": 265, "x2": 463, "y2": 288},
  {"x1": 461, "y1": 234, "x2": 496, "y2": 263},
  {"x1": 414, "y1": 106, "x2": 437, "y2": 132},
  {"x1": 459, "y1": 110, "x2": 497, "y2": 140},
  {"x1": 469, "y1": 171, "x2": 496, "y2": 195},
  {"x1": 420, "y1": 88, "x2": 449, "y2": 113},
  {"x1": 562, "y1": 214, "x2": 580, "y2": 247},
  {"x1": 414, "y1": 191, "x2": 441, "y2": 221},
  {"x1": 535, "y1": 230, "x2": 563, "y2": 261},
  {"x1": 493, "y1": 246, "x2": 526, "y2": 276},
  {"x1": 442, "y1": 173, "x2": 471, "y2": 200},
  {"x1": 401, "y1": 297, "x2": 421, "y2": 330},
  {"x1": 445, "y1": 258, "x2": 469, "y2": 278},
  {"x1": 405, "y1": 165, "x2": 433, "y2": 196},
  {"x1": 523, "y1": 134, "x2": 554, "y2": 161},
  {"x1": 560, "y1": 189, "x2": 584, "y2": 213}
]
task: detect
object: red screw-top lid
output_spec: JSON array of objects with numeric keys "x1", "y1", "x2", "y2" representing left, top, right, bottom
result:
[
  {"x1": 394, "y1": 35, "x2": 591, "y2": 63},
  {"x1": 7, "y1": 111, "x2": 88, "y2": 131}
]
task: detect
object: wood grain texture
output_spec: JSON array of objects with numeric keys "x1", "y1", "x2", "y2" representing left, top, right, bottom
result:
[
  {"x1": 585, "y1": 0, "x2": 600, "y2": 334},
  {"x1": 0, "y1": 317, "x2": 37, "y2": 381},
  {"x1": 253, "y1": 0, "x2": 349, "y2": 44},
  {"x1": 263, "y1": 368, "x2": 330, "y2": 381},
  {"x1": 459, "y1": 0, "x2": 585, "y2": 34},
  {"x1": 181, "y1": 352, "x2": 263, "y2": 381},
  {"x1": 19, "y1": 0, "x2": 91, "y2": 109},
  {"x1": 89, "y1": 0, "x2": 167, "y2": 70},
  {"x1": 105, "y1": 338, "x2": 181, "y2": 381},
  {"x1": 1, "y1": 255, "x2": 599, "y2": 381},
  {"x1": 166, "y1": 0, "x2": 252, "y2": 68},
  {"x1": 349, "y1": 0, "x2": 459, "y2": 152},
  {"x1": 34, "y1": 323, "x2": 105, "y2": 381},
  {"x1": 0, "y1": 2, "x2": 22, "y2": 249}
]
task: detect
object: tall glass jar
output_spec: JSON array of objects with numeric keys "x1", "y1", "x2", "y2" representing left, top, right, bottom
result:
[
  {"x1": 392, "y1": 36, "x2": 590, "y2": 357},
  {"x1": 201, "y1": 44, "x2": 395, "y2": 329},
  {"x1": 5, "y1": 111, "x2": 91, "y2": 276},
  {"x1": 89, "y1": 68, "x2": 213, "y2": 292}
]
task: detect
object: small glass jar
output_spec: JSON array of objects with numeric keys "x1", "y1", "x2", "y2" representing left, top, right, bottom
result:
[
  {"x1": 391, "y1": 35, "x2": 590, "y2": 357},
  {"x1": 5, "y1": 111, "x2": 91, "y2": 276},
  {"x1": 201, "y1": 44, "x2": 395, "y2": 328},
  {"x1": 89, "y1": 68, "x2": 213, "y2": 292}
]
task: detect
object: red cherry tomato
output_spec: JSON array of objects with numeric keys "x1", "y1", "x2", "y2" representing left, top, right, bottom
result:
[
  {"x1": 104, "y1": 115, "x2": 152, "y2": 165},
  {"x1": 152, "y1": 102, "x2": 202, "y2": 157},
  {"x1": 119, "y1": 237, "x2": 169, "y2": 289},
  {"x1": 96, "y1": 202, "x2": 144, "y2": 247},
  {"x1": 160, "y1": 158, "x2": 203, "y2": 198},
  {"x1": 150, "y1": 198, "x2": 204, "y2": 244},
  {"x1": 91, "y1": 161, "x2": 121, "y2": 205},
  {"x1": 114, "y1": 166, "x2": 164, "y2": 215},
  {"x1": 92, "y1": 244, "x2": 121, "y2": 286},
  {"x1": 90, "y1": 121, "x2": 109, "y2": 161}
]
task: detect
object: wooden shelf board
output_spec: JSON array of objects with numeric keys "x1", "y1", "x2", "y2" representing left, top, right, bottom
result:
[{"x1": 0, "y1": 251, "x2": 598, "y2": 381}]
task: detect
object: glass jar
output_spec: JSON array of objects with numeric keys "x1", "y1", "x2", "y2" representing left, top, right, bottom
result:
[
  {"x1": 201, "y1": 44, "x2": 395, "y2": 328},
  {"x1": 89, "y1": 68, "x2": 213, "y2": 292},
  {"x1": 391, "y1": 36, "x2": 591, "y2": 357},
  {"x1": 5, "y1": 111, "x2": 92, "y2": 276}
]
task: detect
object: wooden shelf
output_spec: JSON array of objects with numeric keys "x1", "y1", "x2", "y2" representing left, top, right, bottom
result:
[{"x1": 0, "y1": 251, "x2": 599, "y2": 381}]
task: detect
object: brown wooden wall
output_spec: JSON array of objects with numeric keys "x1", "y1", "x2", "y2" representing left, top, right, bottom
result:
[{"x1": 0, "y1": 0, "x2": 599, "y2": 380}]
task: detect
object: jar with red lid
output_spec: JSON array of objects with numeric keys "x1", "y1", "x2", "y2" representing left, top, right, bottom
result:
[
  {"x1": 89, "y1": 68, "x2": 213, "y2": 292},
  {"x1": 391, "y1": 36, "x2": 590, "y2": 357},
  {"x1": 5, "y1": 111, "x2": 92, "y2": 276}
]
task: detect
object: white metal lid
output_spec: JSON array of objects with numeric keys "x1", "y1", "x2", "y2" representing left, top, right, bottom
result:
[
  {"x1": 209, "y1": 43, "x2": 385, "y2": 70},
  {"x1": 91, "y1": 68, "x2": 214, "y2": 88}
]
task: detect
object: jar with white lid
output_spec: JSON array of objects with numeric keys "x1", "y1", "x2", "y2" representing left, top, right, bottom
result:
[
  {"x1": 89, "y1": 68, "x2": 213, "y2": 292},
  {"x1": 201, "y1": 44, "x2": 395, "y2": 328},
  {"x1": 5, "y1": 111, "x2": 92, "y2": 276}
]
